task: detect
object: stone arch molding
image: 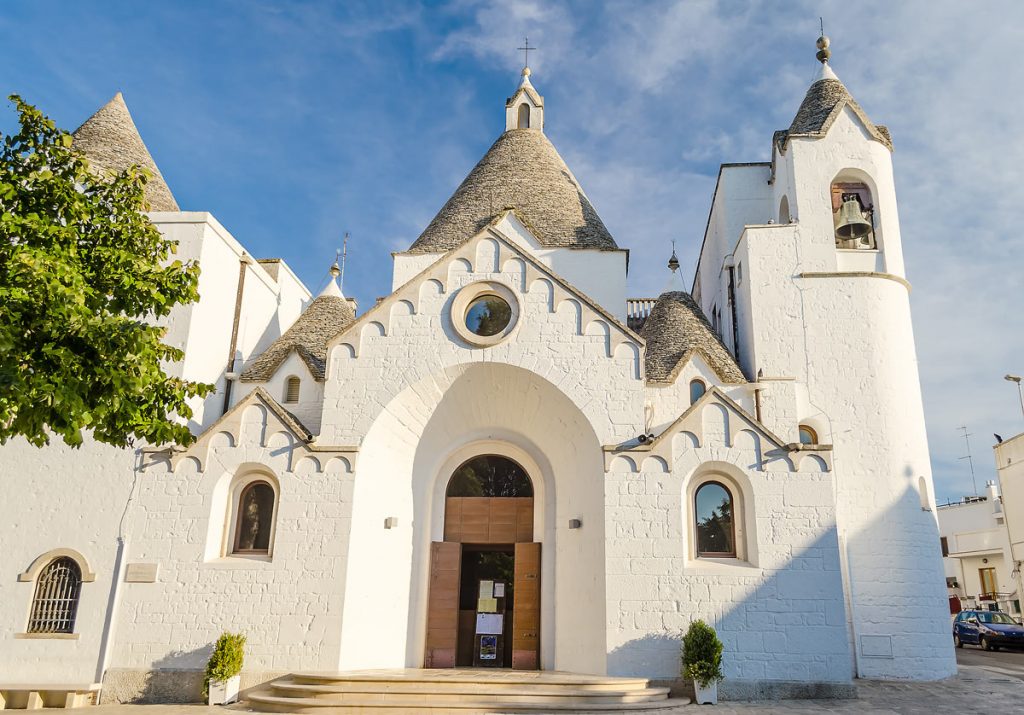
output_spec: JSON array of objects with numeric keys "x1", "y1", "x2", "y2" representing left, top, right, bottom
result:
[
  {"x1": 325, "y1": 218, "x2": 643, "y2": 364},
  {"x1": 603, "y1": 387, "x2": 830, "y2": 474},
  {"x1": 19, "y1": 548, "x2": 96, "y2": 583},
  {"x1": 150, "y1": 387, "x2": 358, "y2": 475}
]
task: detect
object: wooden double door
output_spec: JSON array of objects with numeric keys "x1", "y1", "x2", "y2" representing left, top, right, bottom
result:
[{"x1": 425, "y1": 496, "x2": 540, "y2": 669}]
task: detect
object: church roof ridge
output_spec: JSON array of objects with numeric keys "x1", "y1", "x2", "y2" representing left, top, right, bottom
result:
[
  {"x1": 641, "y1": 291, "x2": 746, "y2": 385},
  {"x1": 241, "y1": 294, "x2": 356, "y2": 382},
  {"x1": 407, "y1": 128, "x2": 617, "y2": 254},
  {"x1": 72, "y1": 92, "x2": 180, "y2": 211}
]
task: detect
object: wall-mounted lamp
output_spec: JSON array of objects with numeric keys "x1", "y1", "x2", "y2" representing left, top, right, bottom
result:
[
  {"x1": 384, "y1": 517, "x2": 399, "y2": 529},
  {"x1": 568, "y1": 519, "x2": 582, "y2": 529}
]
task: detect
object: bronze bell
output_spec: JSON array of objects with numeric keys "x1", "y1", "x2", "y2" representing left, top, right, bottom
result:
[{"x1": 835, "y1": 195, "x2": 872, "y2": 241}]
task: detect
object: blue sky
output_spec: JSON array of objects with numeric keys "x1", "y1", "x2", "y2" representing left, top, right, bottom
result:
[{"x1": 3, "y1": 0, "x2": 1023, "y2": 502}]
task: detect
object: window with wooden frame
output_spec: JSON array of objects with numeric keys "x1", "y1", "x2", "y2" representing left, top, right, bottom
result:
[
  {"x1": 27, "y1": 557, "x2": 82, "y2": 634},
  {"x1": 694, "y1": 481, "x2": 736, "y2": 558},
  {"x1": 979, "y1": 567, "x2": 997, "y2": 599},
  {"x1": 231, "y1": 481, "x2": 276, "y2": 555},
  {"x1": 798, "y1": 425, "x2": 818, "y2": 445},
  {"x1": 284, "y1": 376, "x2": 300, "y2": 404}
]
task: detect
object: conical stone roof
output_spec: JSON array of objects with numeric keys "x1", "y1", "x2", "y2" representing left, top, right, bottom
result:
[
  {"x1": 641, "y1": 291, "x2": 745, "y2": 384},
  {"x1": 241, "y1": 295, "x2": 356, "y2": 382},
  {"x1": 72, "y1": 92, "x2": 180, "y2": 211},
  {"x1": 407, "y1": 129, "x2": 617, "y2": 253},
  {"x1": 775, "y1": 67, "x2": 892, "y2": 151}
]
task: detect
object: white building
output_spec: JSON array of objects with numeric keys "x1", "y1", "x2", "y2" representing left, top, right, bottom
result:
[
  {"x1": 936, "y1": 482, "x2": 1019, "y2": 615},
  {"x1": 0, "y1": 39, "x2": 956, "y2": 703},
  {"x1": 994, "y1": 432, "x2": 1024, "y2": 616}
]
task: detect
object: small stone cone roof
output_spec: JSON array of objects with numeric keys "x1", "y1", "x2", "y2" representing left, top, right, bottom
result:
[
  {"x1": 641, "y1": 291, "x2": 746, "y2": 384},
  {"x1": 241, "y1": 295, "x2": 356, "y2": 382},
  {"x1": 775, "y1": 68, "x2": 892, "y2": 151},
  {"x1": 407, "y1": 129, "x2": 617, "y2": 253},
  {"x1": 72, "y1": 92, "x2": 180, "y2": 211}
]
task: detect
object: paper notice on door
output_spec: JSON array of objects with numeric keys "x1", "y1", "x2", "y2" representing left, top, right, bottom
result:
[
  {"x1": 479, "y1": 580, "x2": 494, "y2": 598},
  {"x1": 493, "y1": 582, "x2": 505, "y2": 597},
  {"x1": 476, "y1": 613, "x2": 503, "y2": 634},
  {"x1": 477, "y1": 597, "x2": 498, "y2": 612}
]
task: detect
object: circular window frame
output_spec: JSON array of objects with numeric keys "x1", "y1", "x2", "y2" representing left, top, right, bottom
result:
[{"x1": 451, "y1": 281, "x2": 520, "y2": 347}]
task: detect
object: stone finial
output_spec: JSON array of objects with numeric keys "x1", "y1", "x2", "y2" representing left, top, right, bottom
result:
[{"x1": 816, "y1": 34, "x2": 831, "y2": 64}]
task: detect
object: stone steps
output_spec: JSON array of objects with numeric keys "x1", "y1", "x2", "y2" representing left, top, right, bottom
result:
[{"x1": 243, "y1": 670, "x2": 687, "y2": 714}]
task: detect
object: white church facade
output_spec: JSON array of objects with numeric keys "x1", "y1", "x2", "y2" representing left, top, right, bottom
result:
[{"x1": 0, "y1": 40, "x2": 956, "y2": 701}]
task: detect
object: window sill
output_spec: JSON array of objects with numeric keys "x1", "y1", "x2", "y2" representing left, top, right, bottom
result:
[
  {"x1": 14, "y1": 632, "x2": 80, "y2": 640},
  {"x1": 835, "y1": 248, "x2": 879, "y2": 253},
  {"x1": 686, "y1": 557, "x2": 760, "y2": 576},
  {"x1": 203, "y1": 554, "x2": 273, "y2": 568}
]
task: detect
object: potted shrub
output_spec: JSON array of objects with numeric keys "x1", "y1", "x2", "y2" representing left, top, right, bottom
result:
[
  {"x1": 681, "y1": 620, "x2": 723, "y2": 705},
  {"x1": 204, "y1": 632, "x2": 246, "y2": 705}
]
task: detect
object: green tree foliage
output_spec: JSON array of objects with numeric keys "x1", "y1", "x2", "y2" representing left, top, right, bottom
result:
[
  {"x1": 681, "y1": 619, "x2": 724, "y2": 687},
  {"x1": 0, "y1": 95, "x2": 211, "y2": 448},
  {"x1": 203, "y1": 631, "x2": 246, "y2": 695}
]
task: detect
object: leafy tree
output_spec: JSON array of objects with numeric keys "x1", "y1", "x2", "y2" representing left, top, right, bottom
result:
[{"x1": 0, "y1": 95, "x2": 211, "y2": 448}]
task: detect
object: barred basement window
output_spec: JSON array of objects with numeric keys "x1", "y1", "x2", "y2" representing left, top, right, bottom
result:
[
  {"x1": 27, "y1": 557, "x2": 82, "y2": 634},
  {"x1": 284, "y1": 376, "x2": 300, "y2": 403}
]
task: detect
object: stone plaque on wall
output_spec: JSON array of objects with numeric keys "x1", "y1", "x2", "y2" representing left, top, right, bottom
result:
[{"x1": 124, "y1": 562, "x2": 159, "y2": 583}]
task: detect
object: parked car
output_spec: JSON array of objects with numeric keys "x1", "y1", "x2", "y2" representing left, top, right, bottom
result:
[{"x1": 953, "y1": 610, "x2": 1024, "y2": 650}]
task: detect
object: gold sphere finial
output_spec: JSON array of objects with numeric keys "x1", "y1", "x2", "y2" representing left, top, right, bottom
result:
[{"x1": 522, "y1": 66, "x2": 531, "y2": 77}]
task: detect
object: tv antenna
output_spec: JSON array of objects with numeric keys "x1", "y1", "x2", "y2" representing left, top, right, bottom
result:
[{"x1": 958, "y1": 425, "x2": 978, "y2": 496}]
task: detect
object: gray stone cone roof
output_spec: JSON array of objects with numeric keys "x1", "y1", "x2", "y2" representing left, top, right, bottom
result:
[
  {"x1": 777, "y1": 77, "x2": 892, "y2": 151},
  {"x1": 72, "y1": 92, "x2": 180, "y2": 211},
  {"x1": 641, "y1": 291, "x2": 746, "y2": 384},
  {"x1": 407, "y1": 129, "x2": 617, "y2": 253},
  {"x1": 241, "y1": 295, "x2": 356, "y2": 382}
]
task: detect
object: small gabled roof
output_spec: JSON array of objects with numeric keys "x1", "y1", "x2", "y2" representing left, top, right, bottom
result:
[
  {"x1": 407, "y1": 128, "x2": 617, "y2": 254},
  {"x1": 72, "y1": 92, "x2": 180, "y2": 211},
  {"x1": 241, "y1": 294, "x2": 355, "y2": 382},
  {"x1": 641, "y1": 291, "x2": 746, "y2": 385},
  {"x1": 775, "y1": 65, "x2": 892, "y2": 151}
]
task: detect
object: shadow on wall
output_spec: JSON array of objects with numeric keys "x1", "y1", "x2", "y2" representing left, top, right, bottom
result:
[
  {"x1": 607, "y1": 484, "x2": 952, "y2": 697},
  {"x1": 136, "y1": 645, "x2": 211, "y2": 703}
]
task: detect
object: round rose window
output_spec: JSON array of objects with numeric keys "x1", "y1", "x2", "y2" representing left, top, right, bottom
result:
[{"x1": 465, "y1": 295, "x2": 512, "y2": 337}]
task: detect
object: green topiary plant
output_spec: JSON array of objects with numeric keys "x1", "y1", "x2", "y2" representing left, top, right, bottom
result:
[
  {"x1": 203, "y1": 632, "x2": 246, "y2": 696},
  {"x1": 681, "y1": 620, "x2": 724, "y2": 688}
]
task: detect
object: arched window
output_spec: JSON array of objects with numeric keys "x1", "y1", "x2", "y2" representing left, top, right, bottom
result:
[
  {"x1": 798, "y1": 425, "x2": 818, "y2": 445},
  {"x1": 517, "y1": 103, "x2": 530, "y2": 129},
  {"x1": 778, "y1": 195, "x2": 791, "y2": 224},
  {"x1": 232, "y1": 481, "x2": 276, "y2": 554},
  {"x1": 27, "y1": 557, "x2": 82, "y2": 634},
  {"x1": 689, "y1": 379, "x2": 706, "y2": 405},
  {"x1": 284, "y1": 376, "x2": 300, "y2": 404},
  {"x1": 831, "y1": 180, "x2": 876, "y2": 249},
  {"x1": 447, "y1": 455, "x2": 533, "y2": 497},
  {"x1": 694, "y1": 481, "x2": 736, "y2": 557}
]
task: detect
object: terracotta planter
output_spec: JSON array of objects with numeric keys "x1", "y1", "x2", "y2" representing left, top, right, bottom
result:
[
  {"x1": 694, "y1": 679, "x2": 718, "y2": 705},
  {"x1": 208, "y1": 675, "x2": 240, "y2": 705}
]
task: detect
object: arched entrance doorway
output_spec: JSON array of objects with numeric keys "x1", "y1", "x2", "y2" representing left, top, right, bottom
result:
[{"x1": 424, "y1": 454, "x2": 541, "y2": 670}]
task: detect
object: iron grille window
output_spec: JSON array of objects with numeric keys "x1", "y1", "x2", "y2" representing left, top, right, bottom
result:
[{"x1": 27, "y1": 557, "x2": 82, "y2": 634}]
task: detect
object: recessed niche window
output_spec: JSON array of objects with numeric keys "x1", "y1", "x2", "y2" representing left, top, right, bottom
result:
[
  {"x1": 695, "y1": 481, "x2": 736, "y2": 558},
  {"x1": 284, "y1": 376, "x2": 300, "y2": 403},
  {"x1": 798, "y1": 425, "x2": 818, "y2": 445},
  {"x1": 26, "y1": 557, "x2": 83, "y2": 634},
  {"x1": 831, "y1": 181, "x2": 876, "y2": 249},
  {"x1": 517, "y1": 103, "x2": 530, "y2": 129},
  {"x1": 465, "y1": 295, "x2": 512, "y2": 337},
  {"x1": 689, "y1": 379, "x2": 706, "y2": 405},
  {"x1": 232, "y1": 481, "x2": 276, "y2": 555}
]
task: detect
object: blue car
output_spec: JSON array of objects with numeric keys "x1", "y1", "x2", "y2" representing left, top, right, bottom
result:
[{"x1": 953, "y1": 610, "x2": 1024, "y2": 650}]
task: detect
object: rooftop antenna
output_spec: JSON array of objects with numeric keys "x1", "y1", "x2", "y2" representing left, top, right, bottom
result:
[
  {"x1": 517, "y1": 36, "x2": 537, "y2": 68},
  {"x1": 958, "y1": 425, "x2": 978, "y2": 496},
  {"x1": 339, "y1": 232, "x2": 349, "y2": 293}
]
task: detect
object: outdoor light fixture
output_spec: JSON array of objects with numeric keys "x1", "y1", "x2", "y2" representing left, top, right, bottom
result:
[
  {"x1": 568, "y1": 519, "x2": 582, "y2": 529},
  {"x1": 1005, "y1": 374, "x2": 1024, "y2": 420}
]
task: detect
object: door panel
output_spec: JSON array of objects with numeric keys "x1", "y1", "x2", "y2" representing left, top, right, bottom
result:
[
  {"x1": 512, "y1": 542, "x2": 541, "y2": 670},
  {"x1": 424, "y1": 541, "x2": 461, "y2": 668}
]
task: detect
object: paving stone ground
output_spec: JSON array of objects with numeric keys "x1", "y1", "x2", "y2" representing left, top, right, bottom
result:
[{"x1": 80, "y1": 666, "x2": 1023, "y2": 715}]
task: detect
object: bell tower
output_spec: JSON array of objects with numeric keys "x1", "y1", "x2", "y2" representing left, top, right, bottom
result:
[{"x1": 506, "y1": 39, "x2": 544, "y2": 132}]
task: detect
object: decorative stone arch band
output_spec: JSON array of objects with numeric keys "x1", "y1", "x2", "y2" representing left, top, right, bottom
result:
[
  {"x1": 450, "y1": 280, "x2": 521, "y2": 347},
  {"x1": 18, "y1": 548, "x2": 97, "y2": 583}
]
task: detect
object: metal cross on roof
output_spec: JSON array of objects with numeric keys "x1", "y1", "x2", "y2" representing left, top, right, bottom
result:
[{"x1": 517, "y1": 37, "x2": 536, "y2": 67}]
